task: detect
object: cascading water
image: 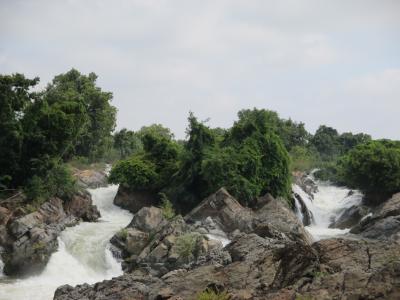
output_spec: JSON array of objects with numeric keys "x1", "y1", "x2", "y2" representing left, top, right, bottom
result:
[
  {"x1": 293, "y1": 180, "x2": 363, "y2": 240},
  {"x1": 0, "y1": 185, "x2": 132, "y2": 300}
]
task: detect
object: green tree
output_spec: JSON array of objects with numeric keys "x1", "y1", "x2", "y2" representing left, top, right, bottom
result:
[
  {"x1": 114, "y1": 128, "x2": 143, "y2": 159},
  {"x1": 0, "y1": 74, "x2": 39, "y2": 187},
  {"x1": 310, "y1": 125, "x2": 340, "y2": 160},
  {"x1": 43, "y1": 69, "x2": 116, "y2": 161},
  {"x1": 339, "y1": 140, "x2": 400, "y2": 203}
]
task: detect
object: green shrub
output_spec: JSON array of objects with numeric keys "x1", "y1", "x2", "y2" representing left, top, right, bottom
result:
[
  {"x1": 339, "y1": 140, "x2": 400, "y2": 203},
  {"x1": 108, "y1": 156, "x2": 159, "y2": 190},
  {"x1": 24, "y1": 161, "x2": 77, "y2": 203},
  {"x1": 117, "y1": 228, "x2": 128, "y2": 240},
  {"x1": 175, "y1": 232, "x2": 201, "y2": 263},
  {"x1": 196, "y1": 289, "x2": 230, "y2": 300},
  {"x1": 159, "y1": 193, "x2": 175, "y2": 220}
]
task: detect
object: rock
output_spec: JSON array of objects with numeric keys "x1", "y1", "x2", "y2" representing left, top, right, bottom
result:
[
  {"x1": 292, "y1": 191, "x2": 313, "y2": 226},
  {"x1": 329, "y1": 204, "x2": 369, "y2": 229},
  {"x1": 129, "y1": 206, "x2": 165, "y2": 233},
  {"x1": 125, "y1": 228, "x2": 149, "y2": 255},
  {"x1": 72, "y1": 168, "x2": 108, "y2": 189},
  {"x1": 293, "y1": 171, "x2": 318, "y2": 198},
  {"x1": 1, "y1": 190, "x2": 100, "y2": 276},
  {"x1": 185, "y1": 188, "x2": 254, "y2": 234},
  {"x1": 254, "y1": 195, "x2": 312, "y2": 244},
  {"x1": 64, "y1": 190, "x2": 101, "y2": 222},
  {"x1": 0, "y1": 206, "x2": 11, "y2": 226},
  {"x1": 113, "y1": 186, "x2": 159, "y2": 213},
  {"x1": 350, "y1": 193, "x2": 400, "y2": 241}
]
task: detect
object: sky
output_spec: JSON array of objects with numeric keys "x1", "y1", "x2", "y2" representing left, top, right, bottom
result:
[{"x1": 1, "y1": 0, "x2": 399, "y2": 139}]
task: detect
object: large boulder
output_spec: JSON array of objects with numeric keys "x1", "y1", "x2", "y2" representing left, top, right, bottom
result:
[
  {"x1": 113, "y1": 186, "x2": 158, "y2": 214},
  {"x1": 254, "y1": 194, "x2": 312, "y2": 244},
  {"x1": 184, "y1": 188, "x2": 254, "y2": 234},
  {"x1": 72, "y1": 168, "x2": 108, "y2": 189},
  {"x1": 64, "y1": 190, "x2": 101, "y2": 222},
  {"x1": 329, "y1": 204, "x2": 370, "y2": 229},
  {"x1": 128, "y1": 206, "x2": 165, "y2": 233},
  {"x1": 351, "y1": 192, "x2": 400, "y2": 241}
]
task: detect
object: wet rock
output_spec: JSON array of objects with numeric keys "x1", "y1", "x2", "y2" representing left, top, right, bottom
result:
[
  {"x1": 293, "y1": 171, "x2": 318, "y2": 198},
  {"x1": 64, "y1": 190, "x2": 100, "y2": 222},
  {"x1": 329, "y1": 204, "x2": 369, "y2": 229},
  {"x1": 292, "y1": 192, "x2": 313, "y2": 226},
  {"x1": 113, "y1": 186, "x2": 159, "y2": 214},
  {"x1": 254, "y1": 195, "x2": 312, "y2": 244}
]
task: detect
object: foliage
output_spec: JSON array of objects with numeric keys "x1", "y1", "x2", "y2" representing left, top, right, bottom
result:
[
  {"x1": 0, "y1": 73, "x2": 39, "y2": 187},
  {"x1": 137, "y1": 124, "x2": 174, "y2": 140},
  {"x1": 0, "y1": 69, "x2": 116, "y2": 204},
  {"x1": 117, "y1": 228, "x2": 128, "y2": 240},
  {"x1": 289, "y1": 146, "x2": 320, "y2": 172},
  {"x1": 175, "y1": 232, "x2": 202, "y2": 262},
  {"x1": 196, "y1": 289, "x2": 230, "y2": 300},
  {"x1": 44, "y1": 69, "x2": 117, "y2": 161},
  {"x1": 114, "y1": 128, "x2": 143, "y2": 159},
  {"x1": 339, "y1": 140, "x2": 400, "y2": 203},
  {"x1": 310, "y1": 125, "x2": 341, "y2": 161},
  {"x1": 159, "y1": 193, "x2": 175, "y2": 220},
  {"x1": 108, "y1": 156, "x2": 159, "y2": 190},
  {"x1": 24, "y1": 160, "x2": 77, "y2": 204}
]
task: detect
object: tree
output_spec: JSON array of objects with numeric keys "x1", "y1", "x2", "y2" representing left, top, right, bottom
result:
[
  {"x1": 0, "y1": 74, "x2": 39, "y2": 187},
  {"x1": 114, "y1": 128, "x2": 143, "y2": 159},
  {"x1": 339, "y1": 140, "x2": 400, "y2": 203},
  {"x1": 43, "y1": 69, "x2": 117, "y2": 161},
  {"x1": 310, "y1": 125, "x2": 340, "y2": 160}
]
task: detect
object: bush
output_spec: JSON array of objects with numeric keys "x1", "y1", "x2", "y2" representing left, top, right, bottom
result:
[
  {"x1": 197, "y1": 289, "x2": 230, "y2": 300},
  {"x1": 339, "y1": 140, "x2": 400, "y2": 203},
  {"x1": 289, "y1": 146, "x2": 320, "y2": 172},
  {"x1": 159, "y1": 193, "x2": 175, "y2": 220},
  {"x1": 24, "y1": 161, "x2": 77, "y2": 204},
  {"x1": 175, "y1": 232, "x2": 201, "y2": 263},
  {"x1": 108, "y1": 156, "x2": 159, "y2": 190}
]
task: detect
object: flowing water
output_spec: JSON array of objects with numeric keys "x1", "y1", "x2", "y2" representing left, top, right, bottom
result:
[
  {"x1": 293, "y1": 179, "x2": 363, "y2": 240},
  {"x1": 0, "y1": 185, "x2": 132, "y2": 300}
]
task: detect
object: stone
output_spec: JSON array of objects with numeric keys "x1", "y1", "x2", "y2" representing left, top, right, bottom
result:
[
  {"x1": 129, "y1": 206, "x2": 165, "y2": 233},
  {"x1": 125, "y1": 228, "x2": 149, "y2": 255},
  {"x1": 113, "y1": 186, "x2": 159, "y2": 213}
]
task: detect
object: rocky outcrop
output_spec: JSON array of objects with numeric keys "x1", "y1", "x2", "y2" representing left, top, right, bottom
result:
[
  {"x1": 185, "y1": 188, "x2": 254, "y2": 234},
  {"x1": 351, "y1": 193, "x2": 400, "y2": 241},
  {"x1": 185, "y1": 188, "x2": 311, "y2": 244},
  {"x1": 54, "y1": 236, "x2": 400, "y2": 300},
  {"x1": 64, "y1": 190, "x2": 100, "y2": 222},
  {"x1": 110, "y1": 205, "x2": 229, "y2": 276},
  {"x1": 113, "y1": 186, "x2": 159, "y2": 214},
  {"x1": 72, "y1": 168, "x2": 108, "y2": 189},
  {"x1": 0, "y1": 191, "x2": 100, "y2": 276}
]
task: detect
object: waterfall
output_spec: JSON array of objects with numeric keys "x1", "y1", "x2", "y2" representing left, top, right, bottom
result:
[
  {"x1": 0, "y1": 185, "x2": 132, "y2": 300},
  {"x1": 293, "y1": 181, "x2": 363, "y2": 240}
]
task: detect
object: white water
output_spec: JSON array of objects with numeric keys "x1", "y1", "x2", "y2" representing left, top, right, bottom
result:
[
  {"x1": 0, "y1": 185, "x2": 132, "y2": 300},
  {"x1": 293, "y1": 181, "x2": 363, "y2": 240}
]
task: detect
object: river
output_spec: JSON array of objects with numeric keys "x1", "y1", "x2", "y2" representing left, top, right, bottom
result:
[{"x1": 0, "y1": 185, "x2": 132, "y2": 300}]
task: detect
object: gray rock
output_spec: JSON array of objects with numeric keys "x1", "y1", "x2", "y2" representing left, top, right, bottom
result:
[
  {"x1": 113, "y1": 186, "x2": 159, "y2": 214},
  {"x1": 329, "y1": 205, "x2": 369, "y2": 229}
]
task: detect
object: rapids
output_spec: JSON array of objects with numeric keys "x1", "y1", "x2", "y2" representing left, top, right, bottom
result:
[{"x1": 0, "y1": 185, "x2": 132, "y2": 300}]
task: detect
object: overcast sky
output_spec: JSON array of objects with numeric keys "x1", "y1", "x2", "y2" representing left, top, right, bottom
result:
[{"x1": 1, "y1": 0, "x2": 399, "y2": 139}]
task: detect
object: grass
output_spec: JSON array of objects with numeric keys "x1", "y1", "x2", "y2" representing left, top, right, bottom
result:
[{"x1": 197, "y1": 289, "x2": 230, "y2": 300}]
